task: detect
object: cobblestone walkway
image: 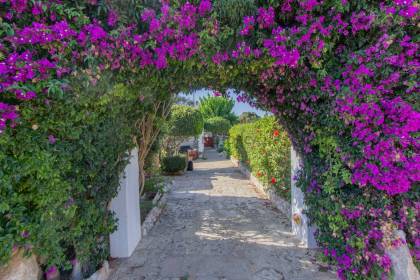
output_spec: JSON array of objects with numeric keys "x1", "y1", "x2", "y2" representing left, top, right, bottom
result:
[{"x1": 109, "y1": 150, "x2": 335, "y2": 280}]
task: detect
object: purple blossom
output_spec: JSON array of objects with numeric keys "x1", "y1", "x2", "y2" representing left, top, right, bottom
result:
[
  {"x1": 399, "y1": 6, "x2": 418, "y2": 18},
  {"x1": 86, "y1": 24, "x2": 107, "y2": 42},
  {"x1": 45, "y1": 266, "x2": 58, "y2": 280},
  {"x1": 107, "y1": 9, "x2": 119, "y2": 27},
  {"x1": 300, "y1": 0, "x2": 320, "y2": 11},
  {"x1": 341, "y1": 208, "x2": 363, "y2": 220},
  {"x1": 141, "y1": 9, "x2": 156, "y2": 22},
  {"x1": 21, "y1": 230, "x2": 30, "y2": 238},
  {"x1": 381, "y1": 254, "x2": 392, "y2": 271},
  {"x1": 257, "y1": 7, "x2": 275, "y2": 29},
  {"x1": 240, "y1": 16, "x2": 255, "y2": 36},
  {"x1": 198, "y1": 0, "x2": 212, "y2": 16},
  {"x1": 337, "y1": 254, "x2": 352, "y2": 269},
  {"x1": 48, "y1": 135, "x2": 57, "y2": 144}
]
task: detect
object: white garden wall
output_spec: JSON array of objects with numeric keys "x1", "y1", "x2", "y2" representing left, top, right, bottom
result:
[
  {"x1": 109, "y1": 148, "x2": 141, "y2": 258},
  {"x1": 290, "y1": 147, "x2": 317, "y2": 248}
]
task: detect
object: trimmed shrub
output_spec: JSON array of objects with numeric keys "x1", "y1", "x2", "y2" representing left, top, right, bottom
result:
[
  {"x1": 204, "y1": 116, "x2": 231, "y2": 135},
  {"x1": 198, "y1": 96, "x2": 238, "y2": 125},
  {"x1": 168, "y1": 105, "x2": 204, "y2": 137},
  {"x1": 226, "y1": 116, "x2": 291, "y2": 199},
  {"x1": 161, "y1": 156, "x2": 187, "y2": 174}
]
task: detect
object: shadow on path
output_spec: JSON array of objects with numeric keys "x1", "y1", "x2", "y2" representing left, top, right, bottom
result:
[{"x1": 110, "y1": 149, "x2": 336, "y2": 280}]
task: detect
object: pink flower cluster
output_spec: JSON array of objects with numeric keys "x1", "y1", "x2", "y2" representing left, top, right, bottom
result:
[
  {"x1": 0, "y1": 0, "x2": 213, "y2": 132},
  {"x1": 257, "y1": 7, "x2": 275, "y2": 29},
  {"x1": 334, "y1": 32, "x2": 419, "y2": 195}
]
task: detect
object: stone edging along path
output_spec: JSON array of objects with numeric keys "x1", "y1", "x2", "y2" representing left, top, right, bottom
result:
[
  {"x1": 141, "y1": 180, "x2": 173, "y2": 238},
  {"x1": 230, "y1": 156, "x2": 291, "y2": 218}
]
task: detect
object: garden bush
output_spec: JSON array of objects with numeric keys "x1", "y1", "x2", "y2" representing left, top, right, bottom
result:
[
  {"x1": 204, "y1": 116, "x2": 231, "y2": 136},
  {"x1": 198, "y1": 96, "x2": 238, "y2": 125},
  {"x1": 0, "y1": 79, "x2": 142, "y2": 274},
  {"x1": 168, "y1": 105, "x2": 204, "y2": 138},
  {"x1": 143, "y1": 173, "x2": 165, "y2": 196},
  {"x1": 161, "y1": 155, "x2": 187, "y2": 174},
  {"x1": 165, "y1": 105, "x2": 204, "y2": 155},
  {"x1": 226, "y1": 116, "x2": 291, "y2": 199},
  {"x1": 141, "y1": 173, "x2": 166, "y2": 223}
]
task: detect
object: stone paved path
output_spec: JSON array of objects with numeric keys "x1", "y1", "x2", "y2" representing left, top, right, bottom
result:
[{"x1": 110, "y1": 150, "x2": 336, "y2": 280}]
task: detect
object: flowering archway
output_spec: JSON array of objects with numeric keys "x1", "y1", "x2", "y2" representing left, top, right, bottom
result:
[{"x1": 0, "y1": 1, "x2": 418, "y2": 279}]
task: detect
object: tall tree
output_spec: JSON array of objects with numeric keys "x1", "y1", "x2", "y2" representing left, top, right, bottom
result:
[
  {"x1": 164, "y1": 105, "x2": 204, "y2": 155},
  {"x1": 135, "y1": 93, "x2": 173, "y2": 195},
  {"x1": 198, "y1": 95, "x2": 238, "y2": 125}
]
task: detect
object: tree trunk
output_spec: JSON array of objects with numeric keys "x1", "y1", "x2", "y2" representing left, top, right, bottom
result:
[{"x1": 139, "y1": 154, "x2": 146, "y2": 196}]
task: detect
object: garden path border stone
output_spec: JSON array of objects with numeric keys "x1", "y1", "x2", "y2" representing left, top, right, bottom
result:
[{"x1": 141, "y1": 180, "x2": 173, "y2": 238}]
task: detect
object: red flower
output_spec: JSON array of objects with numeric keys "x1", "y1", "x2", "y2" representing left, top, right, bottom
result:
[
  {"x1": 273, "y1": 130, "x2": 279, "y2": 137},
  {"x1": 271, "y1": 177, "x2": 277, "y2": 184}
]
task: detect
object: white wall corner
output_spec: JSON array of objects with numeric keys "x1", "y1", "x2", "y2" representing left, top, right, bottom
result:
[
  {"x1": 291, "y1": 146, "x2": 317, "y2": 248},
  {"x1": 198, "y1": 130, "x2": 205, "y2": 154},
  {"x1": 110, "y1": 148, "x2": 142, "y2": 258}
]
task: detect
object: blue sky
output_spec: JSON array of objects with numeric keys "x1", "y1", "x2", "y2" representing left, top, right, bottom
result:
[{"x1": 179, "y1": 89, "x2": 268, "y2": 117}]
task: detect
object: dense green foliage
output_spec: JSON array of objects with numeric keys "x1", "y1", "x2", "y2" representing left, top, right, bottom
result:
[
  {"x1": 161, "y1": 155, "x2": 187, "y2": 174},
  {"x1": 0, "y1": 78, "x2": 142, "y2": 273},
  {"x1": 204, "y1": 116, "x2": 231, "y2": 135},
  {"x1": 168, "y1": 105, "x2": 204, "y2": 137},
  {"x1": 143, "y1": 174, "x2": 165, "y2": 195},
  {"x1": 226, "y1": 117, "x2": 291, "y2": 199},
  {"x1": 198, "y1": 96, "x2": 238, "y2": 125}
]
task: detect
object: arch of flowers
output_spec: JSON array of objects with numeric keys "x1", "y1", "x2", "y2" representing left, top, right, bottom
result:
[{"x1": 0, "y1": 1, "x2": 418, "y2": 279}]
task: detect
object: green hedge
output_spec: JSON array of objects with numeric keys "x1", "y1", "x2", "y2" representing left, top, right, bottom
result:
[
  {"x1": 161, "y1": 155, "x2": 187, "y2": 173},
  {"x1": 168, "y1": 105, "x2": 204, "y2": 137},
  {"x1": 226, "y1": 116, "x2": 291, "y2": 199},
  {"x1": 204, "y1": 116, "x2": 231, "y2": 135},
  {"x1": 0, "y1": 79, "x2": 143, "y2": 274}
]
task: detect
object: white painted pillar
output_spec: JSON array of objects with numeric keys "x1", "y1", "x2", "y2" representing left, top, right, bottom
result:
[
  {"x1": 291, "y1": 146, "x2": 317, "y2": 248},
  {"x1": 198, "y1": 130, "x2": 205, "y2": 156},
  {"x1": 110, "y1": 148, "x2": 141, "y2": 258}
]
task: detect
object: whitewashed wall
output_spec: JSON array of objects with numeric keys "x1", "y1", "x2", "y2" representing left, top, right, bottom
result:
[
  {"x1": 198, "y1": 130, "x2": 205, "y2": 155},
  {"x1": 109, "y1": 148, "x2": 141, "y2": 258},
  {"x1": 291, "y1": 147, "x2": 317, "y2": 248}
]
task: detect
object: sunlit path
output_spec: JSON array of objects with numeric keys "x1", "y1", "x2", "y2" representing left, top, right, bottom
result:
[{"x1": 109, "y1": 150, "x2": 335, "y2": 280}]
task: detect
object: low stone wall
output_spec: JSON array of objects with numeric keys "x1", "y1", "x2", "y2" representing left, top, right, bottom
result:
[
  {"x1": 141, "y1": 181, "x2": 173, "y2": 237},
  {"x1": 231, "y1": 157, "x2": 291, "y2": 217}
]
